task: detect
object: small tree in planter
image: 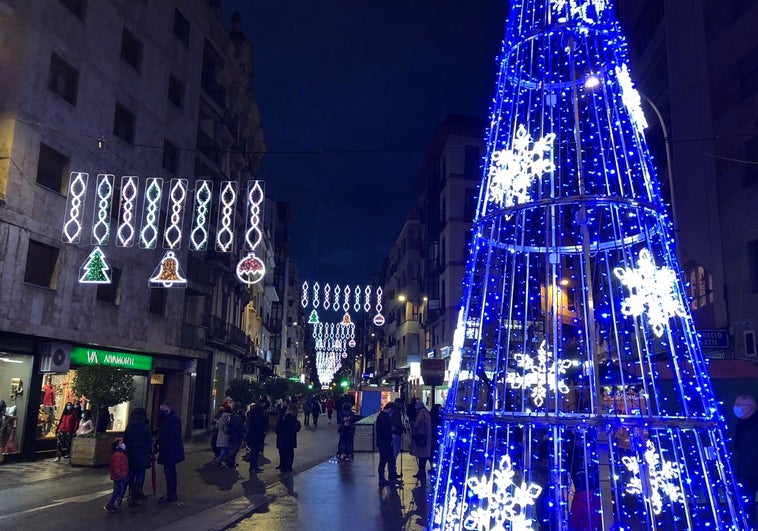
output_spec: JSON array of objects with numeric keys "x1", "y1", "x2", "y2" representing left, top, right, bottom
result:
[
  {"x1": 70, "y1": 365, "x2": 135, "y2": 466},
  {"x1": 226, "y1": 378, "x2": 262, "y2": 408}
]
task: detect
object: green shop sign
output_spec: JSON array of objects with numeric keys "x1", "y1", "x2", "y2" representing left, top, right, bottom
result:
[{"x1": 70, "y1": 347, "x2": 153, "y2": 371}]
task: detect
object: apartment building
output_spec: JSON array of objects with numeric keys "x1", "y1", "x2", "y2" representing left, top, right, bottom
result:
[{"x1": 0, "y1": 0, "x2": 274, "y2": 459}]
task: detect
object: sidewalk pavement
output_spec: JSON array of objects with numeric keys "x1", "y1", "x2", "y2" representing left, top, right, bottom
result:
[
  {"x1": 0, "y1": 418, "x2": 432, "y2": 531},
  {"x1": 162, "y1": 448, "x2": 431, "y2": 531}
]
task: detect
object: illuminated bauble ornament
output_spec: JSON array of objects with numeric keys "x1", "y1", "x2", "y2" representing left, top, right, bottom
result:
[
  {"x1": 373, "y1": 314, "x2": 385, "y2": 326},
  {"x1": 348, "y1": 339, "x2": 356, "y2": 348},
  {"x1": 236, "y1": 252, "x2": 265, "y2": 285},
  {"x1": 150, "y1": 250, "x2": 187, "y2": 287},
  {"x1": 341, "y1": 352, "x2": 347, "y2": 358}
]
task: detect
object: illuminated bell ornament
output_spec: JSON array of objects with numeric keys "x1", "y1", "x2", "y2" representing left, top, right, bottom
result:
[
  {"x1": 341, "y1": 312, "x2": 352, "y2": 325},
  {"x1": 79, "y1": 246, "x2": 111, "y2": 284},
  {"x1": 149, "y1": 250, "x2": 187, "y2": 287},
  {"x1": 236, "y1": 252, "x2": 265, "y2": 285},
  {"x1": 308, "y1": 310, "x2": 320, "y2": 324}
]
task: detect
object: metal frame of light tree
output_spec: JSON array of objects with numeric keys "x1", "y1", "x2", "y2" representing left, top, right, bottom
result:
[
  {"x1": 61, "y1": 175, "x2": 266, "y2": 288},
  {"x1": 429, "y1": 1, "x2": 747, "y2": 530}
]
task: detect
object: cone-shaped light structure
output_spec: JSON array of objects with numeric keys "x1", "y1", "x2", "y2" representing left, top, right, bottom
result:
[{"x1": 429, "y1": 1, "x2": 747, "y2": 529}]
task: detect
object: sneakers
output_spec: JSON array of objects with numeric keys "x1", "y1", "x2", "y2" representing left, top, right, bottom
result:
[
  {"x1": 103, "y1": 505, "x2": 119, "y2": 513},
  {"x1": 157, "y1": 495, "x2": 178, "y2": 504},
  {"x1": 53, "y1": 457, "x2": 61, "y2": 462}
]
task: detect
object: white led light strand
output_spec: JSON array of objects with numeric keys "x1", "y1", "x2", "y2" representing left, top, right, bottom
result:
[
  {"x1": 373, "y1": 287, "x2": 385, "y2": 326},
  {"x1": 551, "y1": 0, "x2": 607, "y2": 24},
  {"x1": 505, "y1": 341, "x2": 574, "y2": 407},
  {"x1": 301, "y1": 281, "x2": 309, "y2": 308},
  {"x1": 364, "y1": 286, "x2": 372, "y2": 312},
  {"x1": 622, "y1": 440, "x2": 685, "y2": 515},
  {"x1": 353, "y1": 284, "x2": 361, "y2": 312},
  {"x1": 324, "y1": 284, "x2": 332, "y2": 310},
  {"x1": 163, "y1": 178, "x2": 188, "y2": 250},
  {"x1": 189, "y1": 180, "x2": 213, "y2": 251},
  {"x1": 616, "y1": 64, "x2": 648, "y2": 135},
  {"x1": 61, "y1": 172, "x2": 89, "y2": 244},
  {"x1": 236, "y1": 180, "x2": 266, "y2": 285},
  {"x1": 116, "y1": 176, "x2": 139, "y2": 247},
  {"x1": 343, "y1": 285, "x2": 351, "y2": 312},
  {"x1": 90, "y1": 174, "x2": 114, "y2": 246},
  {"x1": 139, "y1": 178, "x2": 163, "y2": 249},
  {"x1": 215, "y1": 181, "x2": 237, "y2": 253}
]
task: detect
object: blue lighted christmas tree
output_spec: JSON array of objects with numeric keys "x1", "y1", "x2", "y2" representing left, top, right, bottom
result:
[{"x1": 429, "y1": 1, "x2": 747, "y2": 529}]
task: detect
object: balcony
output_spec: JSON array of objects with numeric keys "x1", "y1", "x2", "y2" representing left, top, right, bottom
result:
[
  {"x1": 227, "y1": 323, "x2": 249, "y2": 355},
  {"x1": 180, "y1": 323, "x2": 207, "y2": 349},
  {"x1": 204, "y1": 315, "x2": 227, "y2": 346}
]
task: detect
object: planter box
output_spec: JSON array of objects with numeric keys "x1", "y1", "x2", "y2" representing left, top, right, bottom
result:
[{"x1": 70, "y1": 436, "x2": 114, "y2": 467}]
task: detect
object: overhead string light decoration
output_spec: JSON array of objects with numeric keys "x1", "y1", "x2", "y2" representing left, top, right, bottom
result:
[
  {"x1": 215, "y1": 181, "x2": 238, "y2": 253},
  {"x1": 79, "y1": 174, "x2": 114, "y2": 284},
  {"x1": 115, "y1": 176, "x2": 139, "y2": 248},
  {"x1": 236, "y1": 180, "x2": 266, "y2": 285},
  {"x1": 189, "y1": 179, "x2": 213, "y2": 251},
  {"x1": 61, "y1": 172, "x2": 89, "y2": 244},
  {"x1": 429, "y1": 1, "x2": 747, "y2": 530},
  {"x1": 139, "y1": 177, "x2": 163, "y2": 249},
  {"x1": 150, "y1": 178, "x2": 188, "y2": 287}
]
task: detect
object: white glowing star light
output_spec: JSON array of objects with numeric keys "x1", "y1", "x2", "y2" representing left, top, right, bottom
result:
[
  {"x1": 621, "y1": 439, "x2": 685, "y2": 515},
  {"x1": 487, "y1": 124, "x2": 555, "y2": 210},
  {"x1": 505, "y1": 340, "x2": 574, "y2": 407},
  {"x1": 614, "y1": 248, "x2": 688, "y2": 337}
]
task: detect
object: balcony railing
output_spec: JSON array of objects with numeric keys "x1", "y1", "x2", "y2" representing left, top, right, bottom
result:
[{"x1": 204, "y1": 315, "x2": 227, "y2": 343}]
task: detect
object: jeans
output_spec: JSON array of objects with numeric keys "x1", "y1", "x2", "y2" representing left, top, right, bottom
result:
[
  {"x1": 107, "y1": 478, "x2": 128, "y2": 508},
  {"x1": 392, "y1": 434, "x2": 402, "y2": 459},
  {"x1": 224, "y1": 441, "x2": 242, "y2": 467},
  {"x1": 217, "y1": 446, "x2": 229, "y2": 462},
  {"x1": 378, "y1": 444, "x2": 397, "y2": 481},
  {"x1": 163, "y1": 462, "x2": 177, "y2": 497}
]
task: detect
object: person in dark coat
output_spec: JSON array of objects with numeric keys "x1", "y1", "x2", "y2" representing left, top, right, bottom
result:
[
  {"x1": 276, "y1": 403, "x2": 300, "y2": 472},
  {"x1": 406, "y1": 397, "x2": 418, "y2": 424},
  {"x1": 410, "y1": 401, "x2": 432, "y2": 479},
  {"x1": 337, "y1": 402, "x2": 357, "y2": 461},
  {"x1": 156, "y1": 401, "x2": 184, "y2": 503},
  {"x1": 245, "y1": 401, "x2": 268, "y2": 474},
  {"x1": 376, "y1": 403, "x2": 399, "y2": 486},
  {"x1": 733, "y1": 395, "x2": 758, "y2": 528},
  {"x1": 311, "y1": 397, "x2": 321, "y2": 427},
  {"x1": 123, "y1": 407, "x2": 153, "y2": 506},
  {"x1": 222, "y1": 403, "x2": 245, "y2": 468}
]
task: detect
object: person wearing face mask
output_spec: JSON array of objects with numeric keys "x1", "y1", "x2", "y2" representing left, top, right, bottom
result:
[
  {"x1": 733, "y1": 394, "x2": 758, "y2": 527},
  {"x1": 53, "y1": 402, "x2": 77, "y2": 462},
  {"x1": 103, "y1": 440, "x2": 129, "y2": 513},
  {"x1": 156, "y1": 401, "x2": 184, "y2": 503}
]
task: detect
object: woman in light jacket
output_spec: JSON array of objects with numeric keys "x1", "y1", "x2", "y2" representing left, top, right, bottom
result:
[
  {"x1": 410, "y1": 401, "x2": 432, "y2": 479},
  {"x1": 214, "y1": 405, "x2": 231, "y2": 465}
]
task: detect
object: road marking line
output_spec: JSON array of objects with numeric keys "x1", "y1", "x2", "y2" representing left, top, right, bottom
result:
[{"x1": 0, "y1": 488, "x2": 113, "y2": 519}]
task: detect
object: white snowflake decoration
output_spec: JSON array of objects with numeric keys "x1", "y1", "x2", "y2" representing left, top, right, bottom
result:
[
  {"x1": 614, "y1": 248, "x2": 688, "y2": 337},
  {"x1": 466, "y1": 317, "x2": 482, "y2": 340},
  {"x1": 505, "y1": 340, "x2": 574, "y2": 407},
  {"x1": 550, "y1": 0, "x2": 607, "y2": 24},
  {"x1": 616, "y1": 64, "x2": 648, "y2": 134},
  {"x1": 487, "y1": 124, "x2": 555, "y2": 210},
  {"x1": 621, "y1": 440, "x2": 685, "y2": 515},
  {"x1": 463, "y1": 455, "x2": 542, "y2": 531},
  {"x1": 433, "y1": 485, "x2": 466, "y2": 528}
]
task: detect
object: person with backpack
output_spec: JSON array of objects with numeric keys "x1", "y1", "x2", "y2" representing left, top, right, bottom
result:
[
  {"x1": 214, "y1": 404, "x2": 231, "y2": 465},
  {"x1": 337, "y1": 401, "x2": 356, "y2": 461}
]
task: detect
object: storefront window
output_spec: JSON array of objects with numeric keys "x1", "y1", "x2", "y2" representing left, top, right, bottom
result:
[{"x1": 1, "y1": 353, "x2": 33, "y2": 457}]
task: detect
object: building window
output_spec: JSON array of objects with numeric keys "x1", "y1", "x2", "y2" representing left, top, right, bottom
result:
[
  {"x1": 120, "y1": 28, "x2": 143, "y2": 71},
  {"x1": 464, "y1": 145, "x2": 480, "y2": 180},
  {"x1": 48, "y1": 53, "x2": 79, "y2": 105},
  {"x1": 24, "y1": 240, "x2": 60, "y2": 288},
  {"x1": 167, "y1": 75, "x2": 185, "y2": 109},
  {"x1": 149, "y1": 288, "x2": 167, "y2": 315},
  {"x1": 36, "y1": 143, "x2": 69, "y2": 193},
  {"x1": 162, "y1": 139, "x2": 179, "y2": 174},
  {"x1": 59, "y1": 0, "x2": 86, "y2": 20},
  {"x1": 687, "y1": 265, "x2": 714, "y2": 309},
  {"x1": 173, "y1": 9, "x2": 190, "y2": 47},
  {"x1": 113, "y1": 103, "x2": 136, "y2": 144},
  {"x1": 745, "y1": 331, "x2": 756, "y2": 358},
  {"x1": 96, "y1": 268, "x2": 122, "y2": 304}
]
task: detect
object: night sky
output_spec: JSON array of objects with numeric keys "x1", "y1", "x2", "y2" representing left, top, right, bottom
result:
[{"x1": 221, "y1": 1, "x2": 508, "y2": 284}]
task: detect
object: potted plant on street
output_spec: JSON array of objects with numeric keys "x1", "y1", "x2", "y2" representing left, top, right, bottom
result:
[{"x1": 69, "y1": 365, "x2": 135, "y2": 466}]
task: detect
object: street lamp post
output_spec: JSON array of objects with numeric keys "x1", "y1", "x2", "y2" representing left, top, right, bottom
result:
[{"x1": 640, "y1": 93, "x2": 677, "y2": 231}]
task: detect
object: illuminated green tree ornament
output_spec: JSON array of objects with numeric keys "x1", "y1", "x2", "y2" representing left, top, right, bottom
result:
[{"x1": 79, "y1": 246, "x2": 111, "y2": 284}]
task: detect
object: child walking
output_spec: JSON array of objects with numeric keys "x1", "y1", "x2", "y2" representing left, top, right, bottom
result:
[{"x1": 104, "y1": 439, "x2": 129, "y2": 513}]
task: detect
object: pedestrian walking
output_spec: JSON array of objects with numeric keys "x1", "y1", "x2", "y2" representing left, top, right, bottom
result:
[
  {"x1": 222, "y1": 403, "x2": 245, "y2": 468},
  {"x1": 276, "y1": 403, "x2": 301, "y2": 472},
  {"x1": 214, "y1": 404, "x2": 232, "y2": 465},
  {"x1": 209, "y1": 406, "x2": 224, "y2": 457},
  {"x1": 733, "y1": 395, "x2": 758, "y2": 528},
  {"x1": 123, "y1": 407, "x2": 152, "y2": 506},
  {"x1": 410, "y1": 401, "x2": 432, "y2": 479},
  {"x1": 311, "y1": 398, "x2": 321, "y2": 427},
  {"x1": 376, "y1": 402, "x2": 400, "y2": 487},
  {"x1": 302, "y1": 399, "x2": 312, "y2": 427},
  {"x1": 103, "y1": 440, "x2": 129, "y2": 513},
  {"x1": 245, "y1": 401, "x2": 268, "y2": 474},
  {"x1": 156, "y1": 401, "x2": 184, "y2": 503},
  {"x1": 326, "y1": 395, "x2": 335, "y2": 423},
  {"x1": 337, "y1": 401, "x2": 356, "y2": 461},
  {"x1": 53, "y1": 401, "x2": 77, "y2": 462}
]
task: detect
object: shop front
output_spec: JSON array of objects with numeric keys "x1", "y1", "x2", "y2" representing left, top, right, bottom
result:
[
  {"x1": 34, "y1": 345, "x2": 151, "y2": 456},
  {"x1": 0, "y1": 351, "x2": 33, "y2": 461}
]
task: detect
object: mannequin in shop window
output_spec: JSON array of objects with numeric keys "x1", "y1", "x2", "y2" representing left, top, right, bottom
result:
[
  {"x1": 1, "y1": 402, "x2": 18, "y2": 459},
  {"x1": 42, "y1": 376, "x2": 56, "y2": 435}
]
